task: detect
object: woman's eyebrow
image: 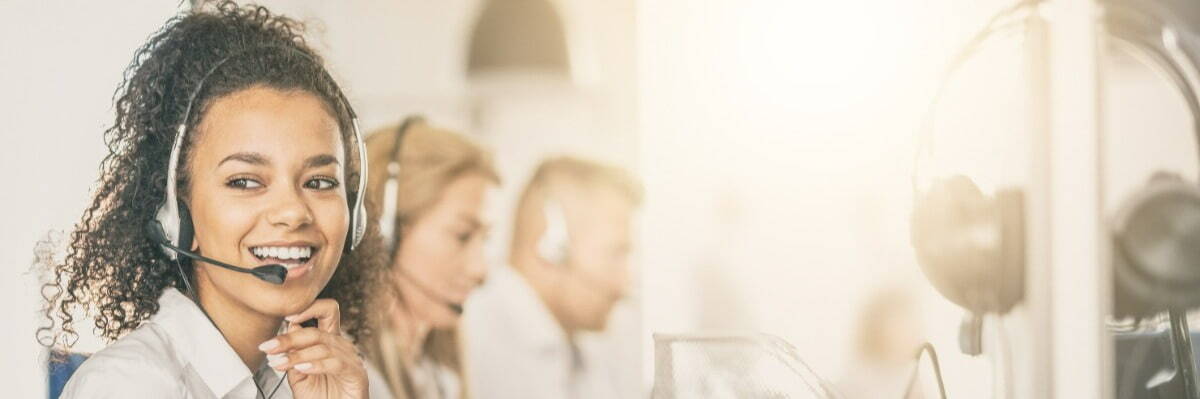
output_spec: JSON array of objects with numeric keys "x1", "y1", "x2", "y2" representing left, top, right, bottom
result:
[
  {"x1": 215, "y1": 153, "x2": 339, "y2": 169},
  {"x1": 304, "y1": 154, "x2": 340, "y2": 169},
  {"x1": 218, "y1": 152, "x2": 269, "y2": 168}
]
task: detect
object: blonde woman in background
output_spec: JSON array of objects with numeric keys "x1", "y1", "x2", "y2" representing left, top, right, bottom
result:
[{"x1": 362, "y1": 117, "x2": 500, "y2": 399}]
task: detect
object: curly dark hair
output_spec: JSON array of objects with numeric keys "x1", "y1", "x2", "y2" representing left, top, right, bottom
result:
[{"x1": 38, "y1": 1, "x2": 390, "y2": 350}]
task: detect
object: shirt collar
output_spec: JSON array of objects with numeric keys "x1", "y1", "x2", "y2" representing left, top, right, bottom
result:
[{"x1": 152, "y1": 287, "x2": 283, "y2": 397}]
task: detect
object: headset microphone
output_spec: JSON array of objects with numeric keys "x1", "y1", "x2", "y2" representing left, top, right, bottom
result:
[{"x1": 146, "y1": 220, "x2": 288, "y2": 285}]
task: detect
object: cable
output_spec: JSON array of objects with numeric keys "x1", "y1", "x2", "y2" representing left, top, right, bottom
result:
[
  {"x1": 175, "y1": 259, "x2": 288, "y2": 399},
  {"x1": 904, "y1": 342, "x2": 949, "y2": 399}
]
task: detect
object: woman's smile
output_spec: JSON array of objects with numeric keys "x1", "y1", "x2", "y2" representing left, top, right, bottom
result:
[
  {"x1": 186, "y1": 86, "x2": 350, "y2": 315},
  {"x1": 248, "y1": 241, "x2": 322, "y2": 281}
]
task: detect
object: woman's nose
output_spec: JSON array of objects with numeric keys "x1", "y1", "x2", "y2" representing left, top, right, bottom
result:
[
  {"x1": 265, "y1": 185, "x2": 314, "y2": 229},
  {"x1": 463, "y1": 246, "x2": 489, "y2": 287}
]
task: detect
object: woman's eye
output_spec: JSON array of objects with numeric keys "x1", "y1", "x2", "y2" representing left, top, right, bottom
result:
[
  {"x1": 456, "y1": 231, "x2": 473, "y2": 244},
  {"x1": 226, "y1": 178, "x2": 263, "y2": 189},
  {"x1": 305, "y1": 177, "x2": 340, "y2": 190}
]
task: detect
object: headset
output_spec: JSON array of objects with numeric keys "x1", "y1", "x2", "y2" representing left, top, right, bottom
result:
[
  {"x1": 537, "y1": 194, "x2": 625, "y2": 303},
  {"x1": 538, "y1": 199, "x2": 571, "y2": 266},
  {"x1": 147, "y1": 45, "x2": 368, "y2": 286},
  {"x1": 912, "y1": 0, "x2": 1200, "y2": 358},
  {"x1": 1103, "y1": 0, "x2": 1200, "y2": 318},
  {"x1": 910, "y1": 1, "x2": 1038, "y2": 340},
  {"x1": 380, "y1": 115, "x2": 425, "y2": 253}
]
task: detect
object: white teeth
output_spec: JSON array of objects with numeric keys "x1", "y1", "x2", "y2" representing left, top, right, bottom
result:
[{"x1": 251, "y1": 246, "x2": 313, "y2": 260}]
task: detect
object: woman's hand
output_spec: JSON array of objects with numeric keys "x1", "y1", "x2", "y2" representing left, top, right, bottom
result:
[{"x1": 260, "y1": 299, "x2": 368, "y2": 399}]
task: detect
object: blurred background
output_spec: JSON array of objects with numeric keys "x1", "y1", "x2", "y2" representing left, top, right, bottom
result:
[{"x1": 7, "y1": 0, "x2": 1200, "y2": 398}]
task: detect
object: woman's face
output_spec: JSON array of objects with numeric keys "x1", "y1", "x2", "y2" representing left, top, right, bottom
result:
[
  {"x1": 187, "y1": 86, "x2": 348, "y2": 317},
  {"x1": 394, "y1": 173, "x2": 493, "y2": 328}
]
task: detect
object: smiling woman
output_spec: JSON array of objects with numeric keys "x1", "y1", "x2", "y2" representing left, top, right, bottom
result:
[
  {"x1": 188, "y1": 87, "x2": 355, "y2": 314},
  {"x1": 37, "y1": 1, "x2": 390, "y2": 398}
]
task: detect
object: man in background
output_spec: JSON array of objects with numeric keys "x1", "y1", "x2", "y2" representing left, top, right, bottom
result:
[{"x1": 464, "y1": 156, "x2": 642, "y2": 399}]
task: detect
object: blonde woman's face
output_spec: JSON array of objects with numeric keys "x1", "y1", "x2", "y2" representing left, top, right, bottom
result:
[
  {"x1": 186, "y1": 86, "x2": 348, "y2": 317},
  {"x1": 394, "y1": 173, "x2": 493, "y2": 328}
]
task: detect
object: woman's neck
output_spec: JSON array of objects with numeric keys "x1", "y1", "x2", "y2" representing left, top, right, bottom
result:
[
  {"x1": 390, "y1": 302, "x2": 431, "y2": 365},
  {"x1": 195, "y1": 278, "x2": 282, "y2": 371}
]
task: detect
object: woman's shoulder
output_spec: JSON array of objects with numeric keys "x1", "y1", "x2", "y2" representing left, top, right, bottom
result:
[{"x1": 60, "y1": 321, "x2": 185, "y2": 398}]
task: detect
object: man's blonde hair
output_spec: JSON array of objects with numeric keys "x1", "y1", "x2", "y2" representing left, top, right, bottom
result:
[{"x1": 511, "y1": 156, "x2": 642, "y2": 256}]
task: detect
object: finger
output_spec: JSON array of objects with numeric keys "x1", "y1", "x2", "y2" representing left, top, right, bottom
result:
[
  {"x1": 285, "y1": 298, "x2": 341, "y2": 333},
  {"x1": 267, "y1": 343, "x2": 331, "y2": 371},
  {"x1": 258, "y1": 327, "x2": 322, "y2": 355},
  {"x1": 292, "y1": 356, "x2": 349, "y2": 375}
]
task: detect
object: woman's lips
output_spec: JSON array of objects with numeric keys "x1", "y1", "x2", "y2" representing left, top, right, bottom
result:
[
  {"x1": 246, "y1": 247, "x2": 317, "y2": 282},
  {"x1": 285, "y1": 263, "x2": 312, "y2": 280}
]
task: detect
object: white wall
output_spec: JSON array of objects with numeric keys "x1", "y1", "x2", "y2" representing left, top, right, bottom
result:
[
  {"x1": 0, "y1": 2, "x2": 186, "y2": 397},
  {"x1": 636, "y1": 0, "x2": 1050, "y2": 396},
  {"x1": 637, "y1": 1, "x2": 1200, "y2": 397}
]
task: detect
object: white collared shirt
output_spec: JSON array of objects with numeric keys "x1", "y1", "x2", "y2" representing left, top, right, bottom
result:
[
  {"x1": 462, "y1": 264, "x2": 630, "y2": 399},
  {"x1": 61, "y1": 288, "x2": 292, "y2": 399}
]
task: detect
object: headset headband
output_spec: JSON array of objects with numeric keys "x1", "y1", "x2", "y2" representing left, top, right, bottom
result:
[
  {"x1": 381, "y1": 115, "x2": 425, "y2": 254},
  {"x1": 154, "y1": 44, "x2": 368, "y2": 259}
]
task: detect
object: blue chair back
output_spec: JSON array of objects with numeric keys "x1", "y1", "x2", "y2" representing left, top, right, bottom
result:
[{"x1": 47, "y1": 351, "x2": 89, "y2": 399}]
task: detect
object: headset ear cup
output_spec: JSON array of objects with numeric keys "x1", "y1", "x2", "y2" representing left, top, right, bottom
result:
[
  {"x1": 177, "y1": 201, "x2": 195, "y2": 266},
  {"x1": 344, "y1": 154, "x2": 368, "y2": 253},
  {"x1": 344, "y1": 197, "x2": 360, "y2": 253},
  {"x1": 354, "y1": 198, "x2": 367, "y2": 248},
  {"x1": 911, "y1": 176, "x2": 989, "y2": 312},
  {"x1": 1112, "y1": 238, "x2": 1155, "y2": 317},
  {"x1": 1112, "y1": 175, "x2": 1200, "y2": 316},
  {"x1": 539, "y1": 200, "x2": 570, "y2": 267},
  {"x1": 912, "y1": 176, "x2": 1024, "y2": 314}
]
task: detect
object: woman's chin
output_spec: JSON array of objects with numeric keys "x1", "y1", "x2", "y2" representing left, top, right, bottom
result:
[
  {"x1": 247, "y1": 290, "x2": 321, "y2": 319},
  {"x1": 429, "y1": 311, "x2": 463, "y2": 329}
]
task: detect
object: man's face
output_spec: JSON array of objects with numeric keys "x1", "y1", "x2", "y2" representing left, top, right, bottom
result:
[{"x1": 552, "y1": 186, "x2": 635, "y2": 331}]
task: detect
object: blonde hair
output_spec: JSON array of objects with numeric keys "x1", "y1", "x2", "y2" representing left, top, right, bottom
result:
[
  {"x1": 362, "y1": 118, "x2": 499, "y2": 399},
  {"x1": 365, "y1": 118, "x2": 500, "y2": 250}
]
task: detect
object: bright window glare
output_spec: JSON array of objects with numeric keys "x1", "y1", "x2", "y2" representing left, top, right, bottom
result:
[{"x1": 729, "y1": 2, "x2": 918, "y2": 115}]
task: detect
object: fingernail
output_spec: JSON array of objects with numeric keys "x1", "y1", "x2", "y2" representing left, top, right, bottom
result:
[
  {"x1": 294, "y1": 362, "x2": 313, "y2": 371},
  {"x1": 285, "y1": 315, "x2": 298, "y2": 322},
  {"x1": 268, "y1": 355, "x2": 288, "y2": 368},
  {"x1": 258, "y1": 339, "x2": 279, "y2": 352}
]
